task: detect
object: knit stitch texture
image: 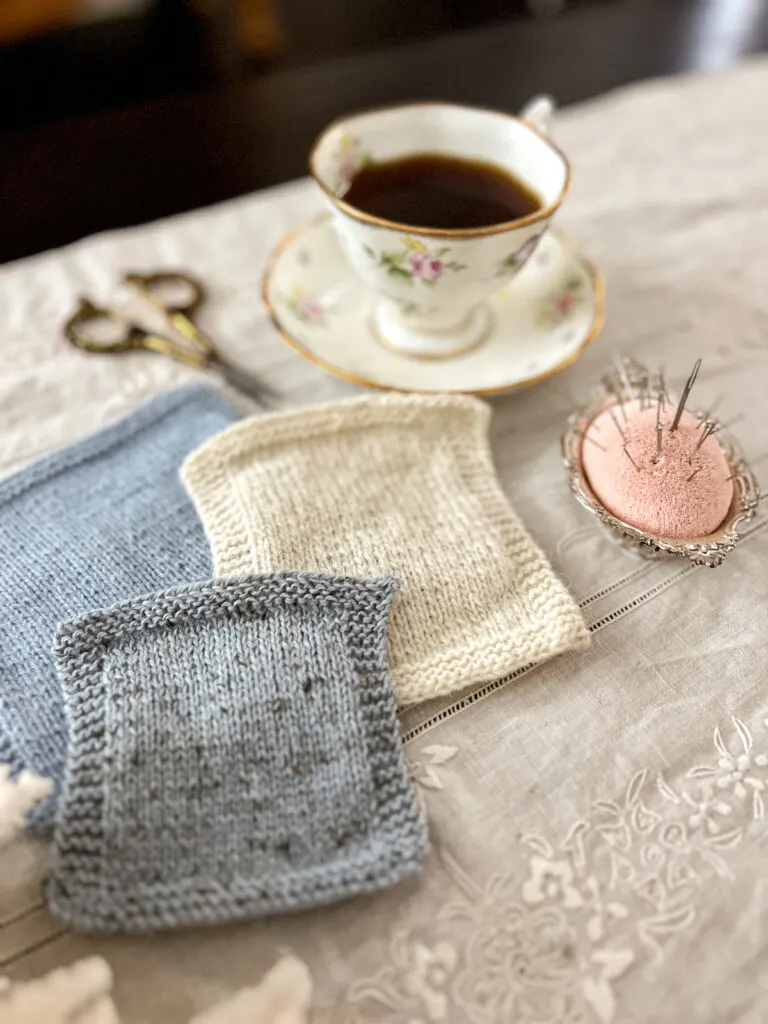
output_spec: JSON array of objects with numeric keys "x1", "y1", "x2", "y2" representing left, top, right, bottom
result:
[
  {"x1": 181, "y1": 393, "x2": 589, "y2": 706},
  {"x1": 50, "y1": 572, "x2": 426, "y2": 932},
  {"x1": 0, "y1": 384, "x2": 239, "y2": 831}
]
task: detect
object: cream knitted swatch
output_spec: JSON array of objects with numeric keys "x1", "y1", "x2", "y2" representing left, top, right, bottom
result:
[{"x1": 182, "y1": 394, "x2": 588, "y2": 706}]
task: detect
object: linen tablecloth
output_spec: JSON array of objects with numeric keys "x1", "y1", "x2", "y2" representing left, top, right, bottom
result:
[{"x1": 2, "y1": 59, "x2": 767, "y2": 1024}]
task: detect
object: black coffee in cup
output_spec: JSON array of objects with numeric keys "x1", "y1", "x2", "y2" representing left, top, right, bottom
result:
[{"x1": 343, "y1": 153, "x2": 542, "y2": 229}]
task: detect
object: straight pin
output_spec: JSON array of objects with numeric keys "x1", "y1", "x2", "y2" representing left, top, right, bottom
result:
[
  {"x1": 622, "y1": 445, "x2": 640, "y2": 471},
  {"x1": 613, "y1": 355, "x2": 633, "y2": 402},
  {"x1": 698, "y1": 394, "x2": 723, "y2": 426},
  {"x1": 697, "y1": 410, "x2": 730, "y2": 432},
  {"x1": 657, "y1": 367, "x2": 668, "y2": 407},
  {"x1": 583, "y1": 433, "x2": 607, "y2": 452},
  {"x1": 604, "y1": 377, "x2": 628, "y2": 421},
  {"x1": 653, "y1": 390, "x2": 664, "y2": 463},
  {"x1": 694, "y1": 422, "x2": 715, "y2": 454},
  {"x1": 607, "y1": 407, "x2": 628, "y2": 443},
  {"x1": 670, "y1": 358, "x2": 702, "y2": 432}
]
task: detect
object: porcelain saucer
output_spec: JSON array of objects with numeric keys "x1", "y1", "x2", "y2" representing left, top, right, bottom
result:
[{"x1": 262, "y1": 216, "x2": 604, "y2": 394}]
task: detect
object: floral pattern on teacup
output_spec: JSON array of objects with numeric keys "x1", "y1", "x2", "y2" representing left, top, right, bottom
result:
[
  {"x1": 283, "y1": 284, "x2": 327, "y2": 326},
  {"x1": 495, "y1": 233, "x2": 543, "y2": 277},
  {"x1": 363, "y1": 236, "x2": 467, "y2": 288},
  {"x1": 331, "y1": 135, "x2": 372, "y2": 194},
  {"x1": 539, "y1": 275, "x2": 584, "y2": 326}
]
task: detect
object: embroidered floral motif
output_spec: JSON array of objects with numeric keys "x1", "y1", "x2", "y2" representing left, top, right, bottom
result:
[
  {"x1": 408, "y1": 745, "x2": 458, "y2": 791},
  {"x1": 683, "y1": 783, "x2": 732, "y2": 834},
  {"x1": 407, "y1": 745, "x2": 458, "y2": 816},
  {"x1": 686, "y1": 720, "x2": 768, "y2": 819},
  {"x1": 324, "y1": 716, "x2": 768, "y2": 1024},
  {"x1": 444, "y1": 881, "x2": 581, "y2": 1023},
  {"x1": 522, "y1": 857, "x2": 584, "y2": 909},
  {"x1": 403, "y1": 942, "x2": 457, "y2": 1021},
  {"x1": 363, "y1": 238, "x2": 467, "y2": 288}
]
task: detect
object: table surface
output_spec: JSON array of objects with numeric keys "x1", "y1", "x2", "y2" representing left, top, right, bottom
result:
[
  {"x1": 3, "y1": 0, "x2": 768, "y2": 264},
  {"x1": 1, "y1": 55, "x2": 768, "y2": 1023}
]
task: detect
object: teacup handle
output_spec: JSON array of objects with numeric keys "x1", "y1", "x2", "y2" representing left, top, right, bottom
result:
[{"x1": 519, "y1": 94, "x2": 556, "y2": 137}]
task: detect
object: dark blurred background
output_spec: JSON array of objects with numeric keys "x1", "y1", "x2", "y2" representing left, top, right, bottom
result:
[{"x1": 2, "y1": 0, "x2": 768, "y2": 262}]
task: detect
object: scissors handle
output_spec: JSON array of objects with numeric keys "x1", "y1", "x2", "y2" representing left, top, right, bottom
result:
[
  {"x1": 124, "y1": 272, "x2": 215, "y2": 359},
  {"x1": 64, "y1": 279, "x2": 277, "y2": 406},
  {"x1": 128, "y1": 331, "x2": 209, "y2": 370},
  {"x1": 123, "y1": 271, "x2": 205, "y2": 315},
  {"x1": 63, "y1": 297, "x2": 209, "y2": 370}
]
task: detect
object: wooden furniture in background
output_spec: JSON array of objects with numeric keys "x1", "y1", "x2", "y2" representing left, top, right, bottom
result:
[
  {"x1": 0, "y1": 0, "x2": 80, "y2": 42},
  {"x1": 3, "y1": 0, "x2": 768, "y2": 263}
]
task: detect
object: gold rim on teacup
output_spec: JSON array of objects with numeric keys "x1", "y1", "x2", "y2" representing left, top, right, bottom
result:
[
  {"x1": 309, "y1": 98, "x2": 573, "y2": 357},
  {"x1": 308, "y1": 100, "x2": 572, "y2": 239}
]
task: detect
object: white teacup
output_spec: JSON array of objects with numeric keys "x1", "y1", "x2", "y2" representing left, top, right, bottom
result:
[{"x1": 309, "y1": 97, "x2": 569, "y2": 358}]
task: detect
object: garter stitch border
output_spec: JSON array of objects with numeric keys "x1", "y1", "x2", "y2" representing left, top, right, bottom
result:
[
  {"x1": 50, "y1": 572, "x2": 428, "y2": 932},
  {"x1": 0, "y1": 383, "x2": 239, "y2": 832},
  {"x1": 181, "y1": 393, "x2": 589, "y2": 706}
]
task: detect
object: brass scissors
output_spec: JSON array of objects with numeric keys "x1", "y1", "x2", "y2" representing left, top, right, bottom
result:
[{"x1": 63, "y1": 271, "x2": 274, "y2": 405}]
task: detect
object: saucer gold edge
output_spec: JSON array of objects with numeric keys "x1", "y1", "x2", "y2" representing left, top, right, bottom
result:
[{"x1": 261, "y1": 216, "x2": 606, "y2": 396}]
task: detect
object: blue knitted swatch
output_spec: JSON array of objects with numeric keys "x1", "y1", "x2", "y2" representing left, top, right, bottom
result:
[
  {"x1": 0, "y1": 384, "x2": 239, "y2": 831},
  {"x1": 49, "y1": 572, "x2": 426, "y2": 932}
]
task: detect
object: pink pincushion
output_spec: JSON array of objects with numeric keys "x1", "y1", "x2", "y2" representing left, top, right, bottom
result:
[{"x1": 581, "y1": 399, "x2": 734, "y2": 539}]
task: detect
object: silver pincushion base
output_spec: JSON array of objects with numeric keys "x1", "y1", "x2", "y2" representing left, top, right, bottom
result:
[{"x1": 562, "y1": 358, "x2": 760, "y2": 568}]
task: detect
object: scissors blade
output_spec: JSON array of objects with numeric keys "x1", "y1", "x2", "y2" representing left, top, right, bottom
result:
[
  {"x1": 164, "y1": 310, "x2": 216, "y2": 359},
  {"x1": 124, "y1": 272, "x2": 276, "y2": 403},
  {"x1": 214, "y1": 359, "x2": 279, "y2": 407}
]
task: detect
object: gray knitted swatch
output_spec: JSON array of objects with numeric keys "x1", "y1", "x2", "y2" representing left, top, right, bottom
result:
[
  {"x1": 50, "y1": 572, "x2": 427, "y2": 932},
  {"x1": 0, "y1": 384, "x2": 239, "y2": 832}
]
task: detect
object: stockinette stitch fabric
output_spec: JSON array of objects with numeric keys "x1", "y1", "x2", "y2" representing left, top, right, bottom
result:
[
  {"x1": 181, "y1": 393, "x2": 589, "y2": 707},
  {"x1": 50, "y1": 571, "x2": 426, "y2": 932},
  {"x1": 0, "y1": 383, "x2": 239, "y2": 831}
]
